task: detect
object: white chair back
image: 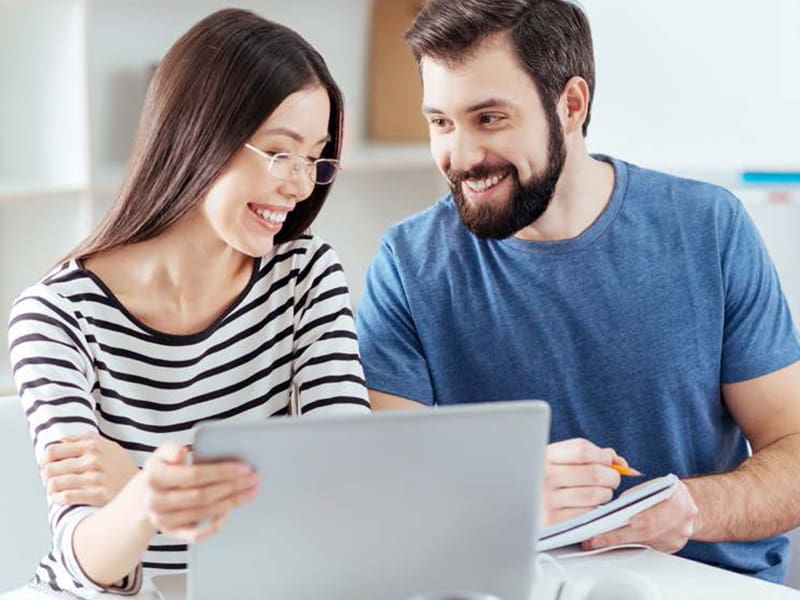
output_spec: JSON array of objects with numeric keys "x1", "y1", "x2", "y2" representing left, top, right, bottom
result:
[{"x1": 0, "y1": 394, "x2": 50, "y2": 592}]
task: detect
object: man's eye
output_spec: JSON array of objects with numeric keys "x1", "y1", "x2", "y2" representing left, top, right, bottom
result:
[
  {"x1": 429, "y1": 117, "x2": 448, "y2": 128},
  {"x1": 479, "y1": 114, "x2": 503, "y2": 125}
]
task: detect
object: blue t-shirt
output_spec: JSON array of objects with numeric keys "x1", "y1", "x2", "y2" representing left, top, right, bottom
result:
[{"x1": 356, "y1": 156, "x2": 800, "y2": 582}]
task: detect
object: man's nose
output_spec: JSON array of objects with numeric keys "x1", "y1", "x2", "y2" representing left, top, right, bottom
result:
[{"x1": 448, "y1": 130, "x2": 486, "y2": 176}]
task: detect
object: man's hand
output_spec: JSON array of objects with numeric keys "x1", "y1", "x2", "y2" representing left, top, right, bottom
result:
[
  {"x1": 542, "y1": 438, "x2": 627, "y2": 527},
  {"x1": 40, "y1": 433, "x2": 140, "y2": 507},
  {"x1": 583, "y1": 479, "x2": 699, "y2": 553}
]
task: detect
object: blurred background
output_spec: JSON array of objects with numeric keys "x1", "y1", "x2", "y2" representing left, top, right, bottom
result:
[
  {"x1": 1, "y1": 0, "x2": 799, "y2": 397},
  {"x1": 1, "y1": 1, "x2": 800, "y2": 593}
]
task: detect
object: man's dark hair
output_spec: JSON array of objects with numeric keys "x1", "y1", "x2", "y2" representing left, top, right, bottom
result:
[{"x1": 405, "y1": 0, "x2": 595, "y2": 136}]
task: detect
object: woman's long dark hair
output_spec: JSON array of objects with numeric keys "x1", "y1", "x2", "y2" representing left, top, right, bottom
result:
[{"x1": 62, "y1": 8, "x2": 343, "y2": 263}]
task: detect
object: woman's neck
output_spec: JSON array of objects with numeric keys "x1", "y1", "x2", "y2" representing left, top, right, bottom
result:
[{"x1": 83, "y1": 210, "x2": 255, "y2": 335}]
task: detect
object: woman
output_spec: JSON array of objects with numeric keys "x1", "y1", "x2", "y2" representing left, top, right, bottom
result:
[{"x1": 7, "y1": 9, "x2": 369, "y2": 596}]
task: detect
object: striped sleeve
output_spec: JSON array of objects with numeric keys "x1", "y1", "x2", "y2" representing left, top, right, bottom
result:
[
  {"x1": 292, "y1": 239, "x2": 371, "y2": 415},
  {"x1": 7, "y1": 284, "x2": 142, "y2": 596}
]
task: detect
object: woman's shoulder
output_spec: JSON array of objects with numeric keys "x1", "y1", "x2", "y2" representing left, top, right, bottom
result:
[
  {"x1": 11, "y1": 261, "x2": 91, "y2": 315},
  {"x1": 250, "y1": 233, "x2": 350, "y2": 301},
  {"x1": 8, "y1": 261, "x2": 97, "y2": 347},
  {"x1": 272, "y1": 232, "x2": 337, "y2": 255},
  {"x1": 258, "y1": 233, "x2": 343, "y2": 273}
]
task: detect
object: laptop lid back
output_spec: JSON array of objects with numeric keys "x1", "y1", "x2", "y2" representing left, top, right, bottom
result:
[{"x1": 190, "y1": 400, "x2": 549, "y2": 600}]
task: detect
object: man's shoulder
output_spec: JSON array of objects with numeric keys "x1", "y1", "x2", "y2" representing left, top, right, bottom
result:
[
  {"x1": 626, "y1": 160, "x2": 740, "y2": 209},
  {"x1": 381, "y1": 193, "x2": 464, "y2": 253},
  {"x1": 622, "y1": 159, "x2": 744, "y2": 226},
  {"x1": 369, "y1": 194, "x2": 477, "y2": 291}
]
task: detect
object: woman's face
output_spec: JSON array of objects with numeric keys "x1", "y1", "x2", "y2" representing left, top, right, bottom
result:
[{"x1": 201, "y1": 85, "x2": 332, "y2": 257}]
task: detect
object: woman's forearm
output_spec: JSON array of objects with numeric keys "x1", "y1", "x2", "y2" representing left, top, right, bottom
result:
[{"x1": 72, "y1": 471, "x2": 157, "y2": 586}]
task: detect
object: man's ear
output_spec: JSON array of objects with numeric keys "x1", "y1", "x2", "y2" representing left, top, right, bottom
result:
[{"x1": 560, "y1": 76, "x2": 590, "y2": 136}]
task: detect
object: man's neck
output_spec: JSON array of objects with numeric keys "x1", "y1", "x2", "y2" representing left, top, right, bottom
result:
[{"x1": 514, "y1": 150, "x2": 615, "y2": 243}]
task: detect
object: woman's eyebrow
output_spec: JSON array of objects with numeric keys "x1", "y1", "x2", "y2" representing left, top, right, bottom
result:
[{"x1": 258, "y1": 127, "x2": 330, "y2": 145}]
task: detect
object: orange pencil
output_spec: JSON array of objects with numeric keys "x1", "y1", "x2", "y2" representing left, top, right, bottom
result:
[{"x1": 611, "y1": 462, "x2": 642, "y2": 476}]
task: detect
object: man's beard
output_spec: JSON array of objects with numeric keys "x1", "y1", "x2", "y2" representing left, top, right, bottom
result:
[{"x1": 448, "y1": 108, "x2": 567, "y2": 239}]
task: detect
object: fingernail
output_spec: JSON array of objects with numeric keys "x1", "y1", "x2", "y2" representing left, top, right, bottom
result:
[
  {"x1": 592, "y1": 538, "x2": 606, "y2": 549},
  {"x1": 237, "y1": 465, "x2": 253, "y2": 476}
]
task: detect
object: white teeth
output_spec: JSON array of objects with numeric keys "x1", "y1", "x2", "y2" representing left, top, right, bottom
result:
[
  {"x1": 465, "y1": 173, "x2": 505, "y2": 193},
  {"x1": 253, "y1": 207, "x2": 288, "y2": 223}
]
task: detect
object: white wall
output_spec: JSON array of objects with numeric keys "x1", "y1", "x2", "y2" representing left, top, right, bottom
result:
[
  {"x1": 583, "y1": 0, "x2": 800, "y2": 173},
  {"x1": 580, "y1": 0, "x2": 800, "y2": 324},
  {"x1": 1, "y1": 1, "x2": 799, "y2": 370}
]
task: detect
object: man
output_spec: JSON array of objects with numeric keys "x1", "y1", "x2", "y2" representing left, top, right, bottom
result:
[{"x1": 356, "y1": 0, "x2": 800, "y2": 583}]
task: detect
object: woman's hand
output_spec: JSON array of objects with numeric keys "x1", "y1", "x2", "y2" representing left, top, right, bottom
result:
[
  {"x1": 141, "y1": 442, "x2": 259, "y2": 543},
  {"x1": 40, "y1": 433, "x2": 140, "y2": 506}
]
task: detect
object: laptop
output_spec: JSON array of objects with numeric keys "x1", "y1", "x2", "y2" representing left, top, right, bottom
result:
[{"x1": 172, "y1": 400, "x2": 549, "y2": 600}]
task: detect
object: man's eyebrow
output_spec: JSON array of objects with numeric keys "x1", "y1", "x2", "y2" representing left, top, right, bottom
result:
[
  {"x1": 258, "y1": 127, "x2": 330, "y2": 145},
  {"x1": 422, "y1": 98, "x2": 516, "y2": 115},
  {"x1": 464, "y1": 98, "x2": 515, "y2": 112}
]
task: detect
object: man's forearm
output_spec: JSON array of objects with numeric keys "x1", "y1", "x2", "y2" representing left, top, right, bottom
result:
[
  {"x1": 72, "y1": 471, "x2": 157, "y2": 586},
  {"x1": 686, "y1": 433, "x2": 800, "y2": 542}
]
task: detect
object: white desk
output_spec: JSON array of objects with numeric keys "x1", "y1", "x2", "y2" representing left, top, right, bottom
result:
[
  {"x1": 538, "y1": 548, "x2": 800, "y2": 599},
  {"x1": 2, "y1": 549, "x2": 799, "y2": 600}
]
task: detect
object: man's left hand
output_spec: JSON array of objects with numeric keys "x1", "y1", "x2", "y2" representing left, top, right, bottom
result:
[{"x1": 583, "y1": 479, "x2": 699, "y2": 553}]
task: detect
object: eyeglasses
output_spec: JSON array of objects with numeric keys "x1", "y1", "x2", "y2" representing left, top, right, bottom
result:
[{"x1": 244, "y1": 143, "x2": 340, "y2": 186}]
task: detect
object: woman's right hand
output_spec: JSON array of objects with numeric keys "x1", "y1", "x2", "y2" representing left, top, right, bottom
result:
[{"x1": 140, "y1": 442, "x2": 259, "y2": 543}]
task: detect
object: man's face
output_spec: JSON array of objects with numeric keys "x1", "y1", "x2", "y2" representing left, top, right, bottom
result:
[{"x1": 421, "y1": 34, "x2": 566, "y2": 239}]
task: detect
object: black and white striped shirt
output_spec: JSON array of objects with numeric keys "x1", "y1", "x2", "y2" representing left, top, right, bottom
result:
[{"x1": 7, "y1": 235, "x2": 370, "y2": 597}]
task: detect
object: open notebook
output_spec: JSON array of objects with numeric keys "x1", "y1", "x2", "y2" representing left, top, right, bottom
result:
[{"x1": 537, "y1": 474, "x2": 678, "y2": 551}]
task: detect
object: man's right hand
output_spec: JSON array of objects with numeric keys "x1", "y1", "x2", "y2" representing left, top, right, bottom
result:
[{"x1": 541, "y1": 438, "x2": 626, "y2": 527}]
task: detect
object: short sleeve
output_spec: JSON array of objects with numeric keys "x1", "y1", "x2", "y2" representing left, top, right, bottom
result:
[
  {"x1": 356, "y1": 238, "x2": 435, "y2": 405},
  {"x1": 291, "y1": 239, "x2": 370, "y2": 415},
  {"x1": 720, "y1": 199, "x2": 800, "y2": 383}
]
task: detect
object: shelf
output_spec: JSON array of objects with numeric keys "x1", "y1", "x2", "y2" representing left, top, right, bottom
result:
[
  {"x1": 733, "y1": 187, "x2": 800, "y2": 208},
  {"x1": 0, "y1": 180, "x2": 87, "y2": 203},
  {"x1": 342, "y1": 143, "x2": 437, "y2": 173},
  {"x1": 0, "y1": 363, "x2": 13, "y2": 398},
  {"x1": 88, "y1": 144, "x2": 438, "y2": 195},
  {"x1": 91, "y1": 165, "x2": 127, "y2": 195},
  {"x1": 633, "y1": 167, "x2": 800, "y2": 208}
]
